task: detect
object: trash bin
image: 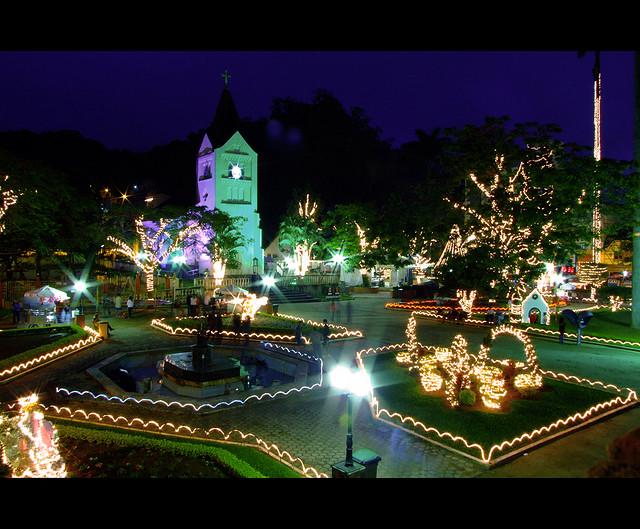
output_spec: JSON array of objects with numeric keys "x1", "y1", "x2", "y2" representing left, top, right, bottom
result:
[
  {"x1": 272, "y1": 304, "x2": 279, "y2": 315},
  {"x1": 75, "y1": 314, "x2": 86, "y2": 328},
  {"x1": 352, "y1": 448, "x2": 382, "y2": 478},
  {"x1": 330, "y1": 460, "x2": 366, "y2": 478},
  {"x1": 98, "y1": 321, "x2": 110, "y2": 339}
]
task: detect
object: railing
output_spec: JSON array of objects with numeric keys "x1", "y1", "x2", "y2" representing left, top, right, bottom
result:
[
  {"x1": 194, "y1": 276, "x2": 252, "y2": 289},
  {"x1": 277, "y1": 274, "x2": 340, "y2": 287}
]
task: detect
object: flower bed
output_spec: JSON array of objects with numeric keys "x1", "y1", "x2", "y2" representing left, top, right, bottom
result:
[{"x1": 357, "y1": 346, "x2": 638, "y2": 465}]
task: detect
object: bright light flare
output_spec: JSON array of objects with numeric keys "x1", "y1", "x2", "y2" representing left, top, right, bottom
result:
[
  {"x1": 73, "y1": 280, "x2": 87, "y2": 293},
  {"x1": 262, "y1": 276, "x2": 277, "y2": 288},
  {"x1": 330, "y1": 365, "x2": 371, "y2": 396}
]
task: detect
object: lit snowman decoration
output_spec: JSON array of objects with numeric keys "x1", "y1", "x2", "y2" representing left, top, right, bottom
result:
[{"x1": 231, "y1": 163, "x2": 242, "y2": 180}]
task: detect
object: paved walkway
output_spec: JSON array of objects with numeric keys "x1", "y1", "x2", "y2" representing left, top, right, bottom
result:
[{"x1": 2, "y1": 295, "x2": 638, "y2": 477}]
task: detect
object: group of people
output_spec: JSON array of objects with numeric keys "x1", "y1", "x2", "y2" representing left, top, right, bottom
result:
[{"x1": 485, "y1": 308, "x2": 506, "y2": 324}]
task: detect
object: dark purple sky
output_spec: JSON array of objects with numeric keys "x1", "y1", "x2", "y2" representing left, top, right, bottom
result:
[{"x1": 0, "y1": 51, "x2": 634, "y2": 160}]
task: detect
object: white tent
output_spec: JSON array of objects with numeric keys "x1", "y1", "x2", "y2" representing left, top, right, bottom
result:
[{"x1": 23, "y1": 285, "x2": 70, "y2": 308}]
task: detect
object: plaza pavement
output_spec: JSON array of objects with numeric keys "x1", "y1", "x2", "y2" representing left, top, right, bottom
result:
[{"x1": 2, "y1": 294, "x2": 639, "y2": 477}]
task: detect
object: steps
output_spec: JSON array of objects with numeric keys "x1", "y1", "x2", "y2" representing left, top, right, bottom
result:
[{"x1": 267, "y1": 286, "x2": 320, "y2": 304}]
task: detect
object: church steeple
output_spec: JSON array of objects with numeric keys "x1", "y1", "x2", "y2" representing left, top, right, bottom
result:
[{"x1": 207, "y1": 71, "x2": 240, "y2": 148}]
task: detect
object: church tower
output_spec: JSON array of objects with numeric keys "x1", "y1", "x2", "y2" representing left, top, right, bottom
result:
[{"x1": 195, "y1": 72, "x2": 263, "y2": 275}]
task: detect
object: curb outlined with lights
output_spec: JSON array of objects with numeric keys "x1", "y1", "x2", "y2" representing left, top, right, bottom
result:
[
  {"x1": 31, "y1": 403, "x2": 328, "y2": 478},
  {"x1": 56, "y1": 342, "x2": 324, "y2": 413},
  {"x1": 387, "y1": 304, "x2": 640, "y2": 351},
  {"x1": 0, "y1": 326, "x2": 103, "y2": 384},
  {"x1": 151, "y1": 314, "x2": 364, "y2": 343},
  {"x1": 355, "y1": 340, "x2": 638, "y2": 465}
]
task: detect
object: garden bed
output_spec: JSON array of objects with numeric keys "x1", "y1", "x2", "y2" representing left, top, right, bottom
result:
[
  {"x1": 361, "y1": 351, "x2": 637, "y2": 464},
  {"x1": 0, "y1": 421, "x2": 302, "y2": 478},
  {"x1": 0, "y1": 324, "x2": 99, "y2": 382}
]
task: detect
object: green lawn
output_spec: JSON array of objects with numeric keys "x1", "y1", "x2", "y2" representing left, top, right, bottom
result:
[
  {"x1": 527, "y1": 310, "x2": 640, "y2": 343},
  {"x1": 365, "y1": 352, "x2": 619, "y2": 460}
]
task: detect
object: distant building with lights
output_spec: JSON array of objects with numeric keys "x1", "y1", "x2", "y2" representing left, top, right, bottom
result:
[{"x1": 193, "y1": 77, "x2": 263, "y2": 276}]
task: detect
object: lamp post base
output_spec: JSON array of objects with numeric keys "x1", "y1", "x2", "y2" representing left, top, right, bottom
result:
[{"x1": 330, "y1": 460, "x2": 366, "y2": 478}]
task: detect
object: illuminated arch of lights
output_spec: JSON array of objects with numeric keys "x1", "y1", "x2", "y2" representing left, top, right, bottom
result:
[
  {"x1": 0, "y1": 326, "x2": 102, "y2": 383},
  {"x1": 28, "y1": 403, "x2": 327, "y2": 478},
  {"x1": 356, "y1": 338, "x2": 637, "y2": 464}
]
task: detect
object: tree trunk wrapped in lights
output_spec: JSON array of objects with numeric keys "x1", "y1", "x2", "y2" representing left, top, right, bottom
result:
[{"x1": 107, "y1": 216, "x2": 201, "y2": 292}]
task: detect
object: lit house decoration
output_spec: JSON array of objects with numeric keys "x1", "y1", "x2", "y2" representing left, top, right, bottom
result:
[
  {"x1": 521, "y1": 288, "x2": 549, "y2": 325},
  {"x1": 0, "y1": 394, "x2": 67, "y2": 478}
]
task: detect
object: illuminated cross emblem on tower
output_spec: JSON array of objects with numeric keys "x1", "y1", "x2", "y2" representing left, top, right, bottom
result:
[{"x1": 222, "y1": 69, "x2": 232, "y2": 87}]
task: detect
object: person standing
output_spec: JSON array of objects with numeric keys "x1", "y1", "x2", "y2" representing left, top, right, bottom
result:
[
  {"x1": 190, "y1": 294, "x2": 198, "y2": 317},
  {"x1": 12, "y1": 299, "x2": 21, "y2": 324},
  {"x1": 558, "y1": 316, "x2": 566, "y2": 344},
  {"x1": 127, "y1": 296, "x2": 134, "y2": 319},
  {"x1": 186, "y1": 294, "x2": 192, "y2": 316},
  {"x1": 295, "y1": 320, "x2": 303, "y2": 345},
  {"x1": 114, "y1": 294, "x2": 122, "y2": 318},
  {"x1": 329, "y1": 300, "x2": 336, "y2": 322},
  {"x1": 322, "y1": 319, "x2": 330, "y2": 346}
]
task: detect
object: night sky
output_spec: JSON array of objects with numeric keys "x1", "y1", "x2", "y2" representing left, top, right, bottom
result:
[{"x1": 0, "y1": 51, "x2": 635, "y2": 160}]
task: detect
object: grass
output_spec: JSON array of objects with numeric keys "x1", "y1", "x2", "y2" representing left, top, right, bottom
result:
[
  {"x1": 365, "y1": 352, "x2": 619, "y2": 459},
  {"x1": 525, "y1": 310, "x2": 640, "y2": 344},
  {"x1": 55, "y1": 421, "x2": 302, "y2": 478},
  {"x1": 0, "y1": 324, "x2": 87, "y2": 373}
]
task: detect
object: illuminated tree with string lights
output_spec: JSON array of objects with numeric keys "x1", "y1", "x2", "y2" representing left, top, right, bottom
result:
[
  {"x1": 278, "y1": 194, "x2": 325, "y2": 277},
  {"x1": 435, "y1": 117, "x2": 633, "y2": 299},
  {"x1": 106, "y1": 215, "x2": 201, "y2": 292},
  {"x1": 0, "y1": 175, "x2": 18, "y2": 234}
]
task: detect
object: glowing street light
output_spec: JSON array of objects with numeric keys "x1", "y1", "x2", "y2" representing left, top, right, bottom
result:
[
  {"x1": 330, "y1": 252, "x2": 346, "y2": 265},
  {"x1": 329, "y1": 365, "x2": 372, "y2": 469},
  {"x1": 262, "y1": 275, "x2": 277, "y2": 288},
  {"x1": 73, "y1": 280, "x2": 87, "y2": 293},
  {"x1": 173, "y1": 254, "x2": 187, "y2": 265}
]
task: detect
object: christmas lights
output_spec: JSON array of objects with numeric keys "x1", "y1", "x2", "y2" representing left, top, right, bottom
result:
[
  {"x1": 0, "y1": 394, "x2": 66, "y2": 478},
  {"x1": 445, "y1": 152, "x2": 559, "y2": 298},
  {"x1": 456, "y1": 290, "x2": 476, "y2": 313},
  {"x1": 609, "y1": 296, "x2": 623, "y2": 312},
  {"x1": 39, "y1": 404, "x2": 326, "y2": 478},
  {"x1": 0, "y1": 326, "x2": 102, "y2": 383},
  {"x1": 356, "y1": 343, "x2": 637, "y2": 464},
  {"x1": 107, "y1": 215, "x2": 202, "y2": 292},
  {"x1": 56, "y1": 348, "x2": 323, "y2": 411},
  {"x1": 0, "y1": 175, "x2": 19, "y2": 233}
]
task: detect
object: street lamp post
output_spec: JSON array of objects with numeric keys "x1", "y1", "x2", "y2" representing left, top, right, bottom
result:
[
  {"x1": 329, "y1": 365, "x2": 381, "y2": 478},
  {"x1": 345, "y1": 390, "x2": 353, "y2": 466}
]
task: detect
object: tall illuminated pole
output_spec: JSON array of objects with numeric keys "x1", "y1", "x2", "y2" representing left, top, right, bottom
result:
[
  {"x1": 592, "y1": 51, "x2": 603, "y2": 263},
  {"x1": 632, "y1": 52, "x2": 640, "y2": 329}
]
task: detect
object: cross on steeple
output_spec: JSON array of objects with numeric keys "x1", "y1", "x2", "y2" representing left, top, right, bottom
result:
[{"x1": 222, "y1": 69, "x2": 232, "y2": 87}]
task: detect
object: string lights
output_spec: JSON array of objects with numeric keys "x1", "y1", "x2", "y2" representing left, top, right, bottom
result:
[
  {"x1": 107, "y1": 215, "x2": 201, "y2": 291},
  {"x1": 0, "y1": 394, "x2": 67, "y2": 478},
  {"x1": 38, "y1": 404, "x2": 326, "y2": 478},
  {"x1": 356, "y1": 338, "x2": 637, "y2": 464},
  {"x1": 0, "y1": 326, "x2": 102, "y2": 383},
  {"x1": 456, "y1": 290, "x2": 477, "y2": 313},
  {"x1": 0, "y1": 174, "x2": 19, "y2": 233},
  {"x1": 444, "y1": 152, "x2": 559, "y2": 299}
]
